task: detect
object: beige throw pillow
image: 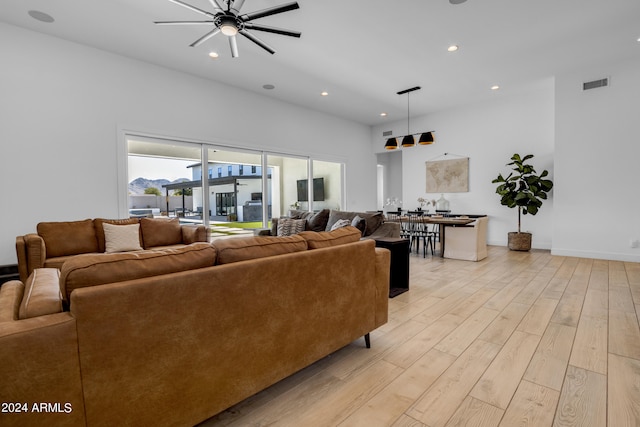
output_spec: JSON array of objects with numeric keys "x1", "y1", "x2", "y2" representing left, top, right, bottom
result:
[{"x1": 103, "y1": 223, "x2": 143, "y2": 253}]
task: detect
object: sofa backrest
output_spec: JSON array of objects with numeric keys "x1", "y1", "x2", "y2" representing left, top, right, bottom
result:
[
  {"x1": 212, "y1": 235, "x2": 308, "y2": 265},
  {"x1": 299, "y1": 226, "x2": 362, "y2": 249},
  {"x1": 139, "y1": 217, "x2": 184, "y2": 248},
  {"x1": 37, "y1": 219, "x2": 99, "y2": 257},
  {"x1": 325, "y1": 210, "x2": 384, "y2": 236},
  {"x1": 59, "y1": 242, "x2": 216, "y2": 302}
]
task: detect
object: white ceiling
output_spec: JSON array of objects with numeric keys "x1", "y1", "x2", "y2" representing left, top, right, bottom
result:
[{"x1": 2, "y1": 0, "x2": 639, "y2": 126}]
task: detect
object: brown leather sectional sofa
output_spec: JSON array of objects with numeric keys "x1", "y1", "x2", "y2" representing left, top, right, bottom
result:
[
  {"x1": 0, "y1": 226, "x2": 390, "y2": 427},
  {"x1": 15, "y1": 217, "x2": 208, "y2": 282}
]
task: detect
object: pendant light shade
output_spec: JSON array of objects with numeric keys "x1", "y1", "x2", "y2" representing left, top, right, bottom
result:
[
  {"x1": 418, "y1": 132, "x2": 434, "y2": 145},
  {"x1": 384, "y1": 137, "x2": 398, "y2": 150},
  {"x1": 383, "y1": 86, "x2": 435, "y2": 150},
  {"x1": 401, "y1": 134, "x2": 415, "y2": 147}
]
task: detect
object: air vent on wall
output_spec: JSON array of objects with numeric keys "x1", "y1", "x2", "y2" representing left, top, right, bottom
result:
[
  {"x1": 583, "y1": 78, "x2": 609, "y2": 91},
  {"x1": 382, "y1": 130, "x2": 393, "y2": 137}
]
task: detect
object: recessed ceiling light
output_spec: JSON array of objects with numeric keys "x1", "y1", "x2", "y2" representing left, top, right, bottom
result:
[
  {"x1": 321, "y1": 91, "x2": 329, "y2": 96},
  {"x1": 28, "y1": 10, "x2": 54, "y2": 23},
  {"x1": 447, "y1": 45, "x2": 459, "y2": 52},
  {"x1": 449, "y1": 0, "x2": 467, "y2": 4},
  {"x1": 637, "y1": 37, "x2": 640, "y2": 42},
  {"x1": 491, "y1": 85, "x2": 500, "y2": 90},
  {"x1": 380, "y1": 112, "x2": 388, "y2": 117},
  {"x1": 208, "y1": 51, "x2": 219, "y2": 59},
  {"x1": 262, "y1": 84, "x2": 275, "y2": 90}
]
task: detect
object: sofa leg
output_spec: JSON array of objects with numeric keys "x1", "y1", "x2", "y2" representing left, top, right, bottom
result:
[{"x1": 364, "y1": 333, "x2": 371, "y2": 348}]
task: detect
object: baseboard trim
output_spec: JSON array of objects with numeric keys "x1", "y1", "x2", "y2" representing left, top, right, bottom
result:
[{"x1": 551, "y1": 248, "x2": 640, "y2": 263}]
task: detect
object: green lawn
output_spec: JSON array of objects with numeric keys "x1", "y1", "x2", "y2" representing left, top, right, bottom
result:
[{"x1": 220, "y1": 221, "x2": 267, "y2": 229}]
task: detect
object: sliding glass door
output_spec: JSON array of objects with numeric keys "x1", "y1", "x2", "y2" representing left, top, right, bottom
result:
[
  {"x1": 126, "y1": 134, "x2": 345, "y2": 240},
  {"x1": 127, "y1": 137, "x2": 201, "y2": 218},
  {"x1": 205, "y1": 147, "x2": 264, "y2": 237}
]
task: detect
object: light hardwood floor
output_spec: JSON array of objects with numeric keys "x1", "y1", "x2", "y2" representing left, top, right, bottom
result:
[{"x1": 201, "y1": 246, "x2": 640, "y2": 427}]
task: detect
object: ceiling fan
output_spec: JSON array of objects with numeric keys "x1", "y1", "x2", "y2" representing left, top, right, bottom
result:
[{"x1": 155, "y1": 0, "x2": 301, "y2": 57}]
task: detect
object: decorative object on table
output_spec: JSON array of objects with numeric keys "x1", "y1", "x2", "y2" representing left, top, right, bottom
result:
[
  {"x1": 436, "y1": 194, "x2": 450, "y2": 211},
  {"x1": 383, "y1": 86, "x2": 435, "y2": 150},
  {"x1": 290, "y1": 201, "x2": 300, "y2": 210},
  {"x1": 385, "y1": 197, "x2": 403, "y2": 212},
  {"x1": 426, "y1": 153, "x2": 469, "y2": 193},
  {"x1": 416, "y1": 197, "x2": 434, "y2": 212},
  {"x1": 492, "y1": 153, "x2": 553, "y2": 251}
]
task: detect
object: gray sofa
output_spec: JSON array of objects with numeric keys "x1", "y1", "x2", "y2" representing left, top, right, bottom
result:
[{"x1": 262, "y1": 209, "x2": 400, "y2": 239}]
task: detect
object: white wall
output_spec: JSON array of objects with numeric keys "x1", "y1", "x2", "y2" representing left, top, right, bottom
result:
[
  {"x1": 553, "y1": 58, "x2": 640, "y2": 262},
  {"x1": 0, "y1": 23, "x2": 376, "y2": 265},
  {"x1": 376, "y1": 151, "x2": 403, "y2": 211},
  {"x1": 372, "y1": 79, "x2": 556, "y2": 249}
]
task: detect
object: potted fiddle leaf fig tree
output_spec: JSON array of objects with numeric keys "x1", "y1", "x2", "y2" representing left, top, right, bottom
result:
[{"x1": 492, "y1": 153, "x2": 553, "y2": 251}]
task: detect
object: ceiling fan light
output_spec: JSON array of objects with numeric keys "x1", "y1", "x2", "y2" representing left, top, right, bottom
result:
[
  {"x1": 384, "y1": 138, "x2": 398, "y2": 150},
  {"x1": 401, "y1": 134, "x2": 415, "y2": 148},
  {"x1": 220, "y1": 24, "x2": 238, "y2": 36},
  {"x1": 418, "y1": 132, "x2": 434, "y2": 145},
  {"x1": 219, "y1": 17, "x2": 238, "y2": 36}
]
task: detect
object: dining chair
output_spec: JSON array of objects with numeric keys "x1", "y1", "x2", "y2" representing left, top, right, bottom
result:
[{"x1": 407, "y1": 214, "x2": 434, "y2": 257}]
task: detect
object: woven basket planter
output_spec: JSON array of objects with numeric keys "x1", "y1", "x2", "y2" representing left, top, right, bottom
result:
[{"x1": 508, "y1": 232, "x2": 532, "y2": 251}]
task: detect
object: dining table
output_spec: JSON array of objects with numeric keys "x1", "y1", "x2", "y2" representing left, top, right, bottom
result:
[
  {"x1": 386, "y1": 213, "x2": 477, "y2": 257},
  {"x1": 422, "y1": 216, "x2": 476, "y2": 257}
]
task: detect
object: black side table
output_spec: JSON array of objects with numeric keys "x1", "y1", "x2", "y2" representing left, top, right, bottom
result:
[{"x1": 374, "y1": 238, "x2": 410, "y2": 298}]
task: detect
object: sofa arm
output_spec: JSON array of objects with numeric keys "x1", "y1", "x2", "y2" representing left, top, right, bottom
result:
[
  {"x1": 0, "y1": 313, "x2": 86, "y2": 427},
  {"x1": 19, "y1": 269, "x2": 63, "y2": 319},
  {"x1": 365, "y1": 222, "x2": 401, "y2": 240},
  {"x1": 16, "y1": 234, "x2": 46, "y2": 283},
  {"x1": 0, "y1": 281, "x2": 25, "y2": 323},
  {"x1": 181, "y1": 225, "x2": 208, "y2": 244},
  {"x1": 374, "y1": 247, "x2": 390, "y2": 328}
]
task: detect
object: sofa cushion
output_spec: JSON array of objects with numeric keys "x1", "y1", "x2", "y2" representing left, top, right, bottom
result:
[
  {"x1": 0, "y1": 281, "x2": 24, "y2": 322},
  {"x1": 103, "y1": 223, "x2": 144, "y2": 253},
  {"x1": 213, "y1": 235, "x2": 307, "y2": 265},
  {"x1": 94, "y1": 218, "x2": 141, "y2": 252},
  {"x1": 290, "y1": 209, "x2": 330, "y2": 232},
  {"x1": 351, "y1": 215, "x2": 367, "y2": 236},
  {"x1": 330, "y1": 219, "x2": 351, "y2": 231},
  {"x1": 140, "y1": 217, "x2": 183, "y2": 249},
  {"x1": 37, "y1": 219, "x2": 99, "y2": 257},
  {"x1": 276, "y1": 218, "x2": 306, "y2": 236},
  {"x1": 299, "y1": 226, "x2": 362, "y2": 249},
  {"x1": 60, "y1": 242, "x2": 216, "y2": 302},
  {"x1": 325, "y1": 210, "x2": 383, "y2": 237},
  {"x1": 44, "y1": 254, "x2": 96, "y2": 272},
  {"x1": 19, "y1": 268, "x2": 63, "y2": 319}
]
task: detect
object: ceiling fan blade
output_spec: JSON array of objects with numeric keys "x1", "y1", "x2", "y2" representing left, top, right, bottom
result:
[
  {"x1": 230, "y1": 0, "x2": 246, "y2": 15},
  {"x1": 168, "y1": 0, "x2": 215, "y2": 18},
  {"x1": 154, "y1": 20, "x2": 214, "y2": 25},
  {"x1": 208, "y1": 0, "x2": 225, "y2": 12},
  {"x1": 229, "y1": 35, "x2": 239, "y2": 58},
  {"x1": 243, "y1": 23, "x2": 301, "y2": 38},
  {"x1": 189, "y1": 28, "x2": 221, "y2": 47},
  {"x1": 241, "y1": 2, "x2": 299, "y2": 22},
  {"x1": 239, "y1": 29, "x2": 275, "y2": 54}
]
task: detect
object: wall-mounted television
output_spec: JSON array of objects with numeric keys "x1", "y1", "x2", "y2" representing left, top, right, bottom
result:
[{"x1": 297, "y1": 177, "x2": 325, "y2": 201}]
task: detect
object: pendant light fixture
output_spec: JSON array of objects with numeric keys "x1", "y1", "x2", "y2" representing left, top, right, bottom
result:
[{"x1": 384, "y1": 86, "x2": 435, "y2": 150}]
